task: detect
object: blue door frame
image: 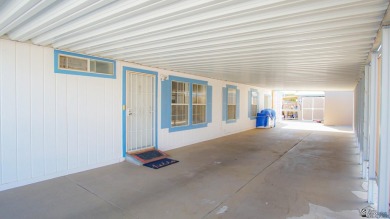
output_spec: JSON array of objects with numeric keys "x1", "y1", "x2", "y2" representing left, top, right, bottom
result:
[{"x1": 122, "y1": 66, "x2": 159, "y2": 157}]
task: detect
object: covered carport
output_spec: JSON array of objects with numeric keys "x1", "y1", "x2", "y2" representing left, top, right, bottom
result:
[{"x1": 0, "y1": 0, "x2": 389, "y2": 218}]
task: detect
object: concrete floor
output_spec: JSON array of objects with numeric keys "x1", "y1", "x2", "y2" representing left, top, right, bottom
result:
[{"x1": 0, "y1": 122, "x2": 367, "y2": 219}]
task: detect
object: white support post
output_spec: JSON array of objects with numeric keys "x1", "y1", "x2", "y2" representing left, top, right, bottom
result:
[
  {"x1": 360, "y1": 80, "x2": 364, "y2": 157},
  {"x1": 378, "y1": 26, "x2": 390, "y2": 214},
  {"x1": 356, "y1": 78, "x2": 364, "y2": 159},
  {"x1": 363, "y1": 65, "x2": 370, "y2": 180},
  {"x1": 368, "y1": 52, "x2": 378, "y2": 204},
  {"x1": 356, "y1": 82, "x2": 360, "y2": 146}
]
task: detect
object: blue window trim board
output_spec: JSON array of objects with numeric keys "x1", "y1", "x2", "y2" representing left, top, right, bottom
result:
[
  {"x1": 223, "y1": 85, "x2": 240, "y2": 123},
  {"x1": 161, "y1": 75, "x2": 212, "y2": 132},
  {"x1": 54, "y1": 50, "x2": 116, "y2": 79},
  {"x1": 248, "y1": 88, "x2": 259, "y2": 120},
  {"x1": 122, "y1": 66, "x2": 159, "y2": 157}
]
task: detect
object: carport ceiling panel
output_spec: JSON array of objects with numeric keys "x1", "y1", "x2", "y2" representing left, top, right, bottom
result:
[{"x1": 0, "y1": 0, "x2": 388, "y2": 90}]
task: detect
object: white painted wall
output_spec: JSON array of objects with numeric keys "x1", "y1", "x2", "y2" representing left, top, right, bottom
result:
[
  {"x1": 273, "y1": 91, "x2": 284, "y2": 120},
  {"x1": 0, "y1": 39, "x2": 271, "y2": 190},
  {"x1": 324, "y1": 91, "x2": 354, "y2": 126},
  {"x1": 153, "y1": 69, "x2": 270, "y2": 151},
  {"x1": 0, "y1": 39, "x2": 123, "y2": 191}
]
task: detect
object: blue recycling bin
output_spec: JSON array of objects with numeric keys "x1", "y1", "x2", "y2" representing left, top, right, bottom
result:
[{"x1": 256, "y1": 109, "x2": 276, "y2": 128}]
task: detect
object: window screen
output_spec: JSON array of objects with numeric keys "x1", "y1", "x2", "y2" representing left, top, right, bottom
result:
[
  {"x1": 227, "y1": 88, "x2": 237, "y2": 120},
  {"x1": 59, "y1": 55, "x2": 88, "y2": 71},
  {"x1": 171, "y1": 81, "x2": 189, "y2": 127},
  {"x1": 58, "y1": 54, "x2": 114, "y2": 75},
  {"x1": 192, "y1": 84, "x2": 207, "y2": 124}
]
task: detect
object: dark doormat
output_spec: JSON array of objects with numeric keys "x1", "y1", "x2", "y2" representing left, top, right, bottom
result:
[
  {"x1": 143, "y1": 158, "x2": 179, "y2": 169},
  {"x1": 129, "y1": 149, "x2": 168, "y2": 164}
]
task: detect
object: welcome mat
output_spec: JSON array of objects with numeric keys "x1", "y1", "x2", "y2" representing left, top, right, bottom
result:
[
  {"x1": 143, "y1": 158, "x2": 179, "y2": 169},
  {"x1": 129, "y1": 149, "x2": 168, "y2": 164}
]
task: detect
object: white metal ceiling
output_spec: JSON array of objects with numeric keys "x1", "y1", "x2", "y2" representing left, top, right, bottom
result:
[{"x1": 0, "y1": 0, "x2": 388, "y2": 90}]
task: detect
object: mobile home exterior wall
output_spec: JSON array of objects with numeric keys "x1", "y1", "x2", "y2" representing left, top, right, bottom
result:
[{"x1": 0, "y1": 39, "x2": 270, "y2": 191}]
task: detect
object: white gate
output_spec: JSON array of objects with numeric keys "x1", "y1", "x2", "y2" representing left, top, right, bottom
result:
[
  {"x1": 301, "y1": 97, "x2": 324, "y2": 121},
  {"x1": 126, "y1": 71, "x2": 156, "y2": 152}
]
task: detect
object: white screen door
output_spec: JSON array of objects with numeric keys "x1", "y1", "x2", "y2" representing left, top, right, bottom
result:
[{"x1": 126, "y1": 71, "x2": 156, "y2": 152}]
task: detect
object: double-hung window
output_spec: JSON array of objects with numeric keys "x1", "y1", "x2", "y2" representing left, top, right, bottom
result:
[
  {"x1": 227, "y1": 87, "x2": 237, "y2": 120},
  {"x1": 250, "y1": 90, "x2": 259, "y2": 118},
  {"x1": 192, "y1": 84, "x2": 207, "y2": 124},
  {"x1": 171, "y1": 81, "x2": 189, "y2": 127},
  {"x1": 162, "y1": 76, "x2": 212, "y2": 132},
  {"x1": 223, "y1": 85, "x2": 239, "y2": 122}
]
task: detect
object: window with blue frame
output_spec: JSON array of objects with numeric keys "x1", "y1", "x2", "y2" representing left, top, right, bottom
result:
[
  {"x1": 54, "y1": 50, "x2": 116, "y2": 79},
  {"x1": 171, "y1": 81, "x2": 189, "y2": 127},
  {"x1": 162, "y1": 76, "x2": 212, "y2": 132},
  {"x1": 222, "y1": 85, "x2": 240, "y2": 123},
  {"x1": 227, "y1": 88, "x2": 237, "y2": 120},
  {"x1": 192, "y1": 84, "x2": 207, "y2": 124},
  {"x1": 248, "y1": 89, "x2": 259, "y2": 119}
]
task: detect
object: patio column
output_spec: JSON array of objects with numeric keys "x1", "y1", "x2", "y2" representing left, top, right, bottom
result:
[
  {"x1": 368, "y1": 52, "x2": 378, "y2": 204},
  {"x1": 378, "y1": 26, "x2": 390, "y2": 214},
  {"x1": 362, "y1": 65, "x2": 369, "y2": 180}
]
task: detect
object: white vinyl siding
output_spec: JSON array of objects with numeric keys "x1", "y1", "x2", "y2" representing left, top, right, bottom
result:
[{"x1": 0, "y1": 39, "x2": 122, "y2": 190}]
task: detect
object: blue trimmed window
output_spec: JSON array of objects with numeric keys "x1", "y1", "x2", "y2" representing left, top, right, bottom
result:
[
  {"x1": 222, "y1": 85, "x2": 240, "y2": 123},
  {"x1": 161, "y1": 76, "x2": 212, "y2": 132},
  {"x1": 248, "y1": 88, "x2": 259, "y2": 120},
  {"x1": 171, "y1": 81, "x2": 190, "y2": 127},
  {"x1": 54, "y1": 50, "x2": 116, "y2": 79}
]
